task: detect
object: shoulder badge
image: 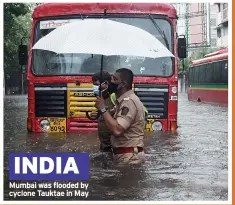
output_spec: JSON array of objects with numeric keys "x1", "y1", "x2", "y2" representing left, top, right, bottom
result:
[
  {"x1": 121, "y1": 106, "x2": 129, "y2": 116},
  {"x1": 123, "y1": 97, "x2": 130, "y2": 101}
]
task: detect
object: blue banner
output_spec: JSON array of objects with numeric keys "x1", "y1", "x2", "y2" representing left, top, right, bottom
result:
[{"x1": 9, "y1": 153, "x2": 89, "y2": 180}]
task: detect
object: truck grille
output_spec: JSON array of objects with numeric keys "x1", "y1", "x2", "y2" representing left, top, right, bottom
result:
[
  {"x1": 68, "y1": 83, "x2": 98, "y2": 131},
  {"x1": 35, "y1": 84, "x2": 67, "y2": 117},
  {"x1": 134, "y1": 84, "x2": 169, "y2": 119}
]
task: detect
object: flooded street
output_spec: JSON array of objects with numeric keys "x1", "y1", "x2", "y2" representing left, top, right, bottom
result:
[{"x1": 4, "y1": 93, "x2": 228, "y2": 201}]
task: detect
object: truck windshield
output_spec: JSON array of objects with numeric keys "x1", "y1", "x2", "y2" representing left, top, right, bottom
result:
[{"x1": 32, "y1": 16, "x2": 173, "y2": 77}]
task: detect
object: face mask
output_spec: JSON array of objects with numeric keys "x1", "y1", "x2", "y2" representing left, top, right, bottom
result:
[
  {"x1": 107, "y1": 82, "x2": 120, "y2": 94},
  {"x1": 93, "y1": 82, "x2": 109, "y2": 97},
  {"x1": 93, "y1": 85, "x2": 100, "y2": 96}
]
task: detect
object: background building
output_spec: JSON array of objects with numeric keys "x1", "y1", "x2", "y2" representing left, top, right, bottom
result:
[
  {"x1": 172, "y1": 3, "x2": 222, "y2": 58},
  {"x1": 172, "y1": 3, "x2": 229, "y2": 93},
  {"x1": 214, "y1": 3, "x2": 228, "y2": 48}
]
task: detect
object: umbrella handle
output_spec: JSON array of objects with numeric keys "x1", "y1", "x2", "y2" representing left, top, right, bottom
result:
[{"x1": 85, "y1": 111, "x2": 101, "y2": 120}]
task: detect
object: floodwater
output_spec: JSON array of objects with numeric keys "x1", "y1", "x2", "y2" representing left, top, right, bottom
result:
[{"x1": 4, "y1": 93, "x2": 228, "y2": 201}]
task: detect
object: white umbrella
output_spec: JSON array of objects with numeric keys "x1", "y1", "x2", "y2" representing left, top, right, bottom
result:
[{"x1": 32, "y1": 18, "x2": 174, "y2": 58}]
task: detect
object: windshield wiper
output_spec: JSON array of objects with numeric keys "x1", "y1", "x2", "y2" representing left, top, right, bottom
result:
[{"x1": 148, "y1": 14, "x2": 170, "y2": 50}]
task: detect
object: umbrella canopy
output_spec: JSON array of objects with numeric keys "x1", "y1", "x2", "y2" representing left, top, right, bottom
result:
[{"x1": 32, "y1": 18, "x2": 174, "y2": 59}]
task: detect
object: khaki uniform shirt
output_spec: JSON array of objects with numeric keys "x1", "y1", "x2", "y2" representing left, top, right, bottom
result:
[{"x1": 111, "y1": 90, "x2": 145, "y2": 148}]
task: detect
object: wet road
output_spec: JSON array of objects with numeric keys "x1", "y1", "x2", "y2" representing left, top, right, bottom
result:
[{"x1": 4, "y1": 93, "x2": 228, "y2": 201}]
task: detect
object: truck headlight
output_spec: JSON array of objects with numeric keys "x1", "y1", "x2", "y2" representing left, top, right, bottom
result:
[
  {"x1": 40, "y1": 120, "x2": 50, "y2": 131},
  {"x1": 152, "y1": 121, "x2": 162, "y2": 131}
]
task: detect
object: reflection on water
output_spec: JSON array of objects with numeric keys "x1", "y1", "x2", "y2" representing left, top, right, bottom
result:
[{"x1": 4, "y1": 94, "x2": 228, "y2": 201}]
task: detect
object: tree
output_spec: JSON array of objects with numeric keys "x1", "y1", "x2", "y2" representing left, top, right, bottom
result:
[
  {"x1": 4, "y1": 3, "x2": 34, "y2": 93},
  {"x1": 178, "y1": 58, "x2": 190, "y2": 72}
]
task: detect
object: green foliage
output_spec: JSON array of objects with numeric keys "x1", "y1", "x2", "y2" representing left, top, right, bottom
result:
[
  {"x1": 178, "y1": 58, "x2": 190, "y2": 72},
  {"x1": 4, "y1": 3, "x2": 30, "y2": 19},
  {"x1": 4, "y1": 3, "x2": 34, "y2": 87},
  {"x1": 190, "y1": 47, "x2": 218, "y2": 61},
  {"x1": 178, "y1": 47, "x2": 222, "y2": 72}
]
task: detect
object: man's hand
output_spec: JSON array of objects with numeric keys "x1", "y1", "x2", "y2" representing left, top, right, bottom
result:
[
  {"x1": 90, "y1": 111, "x2": 98, "y2": 118},
  {"x1": 95, "y1": 96, "x2": 106, "y2": 111}
]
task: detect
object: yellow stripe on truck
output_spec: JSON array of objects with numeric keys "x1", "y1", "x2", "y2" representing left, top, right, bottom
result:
[
  {"x1": 69, "y1": 97, "x2": 97, "y2": 101},
  {"x1": 70, "y1": 107, "x2": 97, "y2": 112},
  {"x1": 70, "y1": 102, "x2": 96, "y2": 106},
  {"x1": 67, "y1": 83, "x2": 93, "y2": 88},
  {"x1": 73, "y1": 112, "x2": 93, "y2": 118}
]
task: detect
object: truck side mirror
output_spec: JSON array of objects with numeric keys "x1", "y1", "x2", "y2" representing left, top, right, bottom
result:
[
  {"x1": 178, "y1": 37, "x2": 187, "y2": 59},
  {"x1": 18, "y1": 45, "x2": 28, "y2": 66}
]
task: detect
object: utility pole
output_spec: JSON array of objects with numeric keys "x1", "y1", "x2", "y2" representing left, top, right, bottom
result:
[
  {"x1": 201, "y1": 3, "x2": 208, "y2": 56},
  {"x1": 185, "y1": 3, "x2": 190, "y2": 54},
  {"x1": 21, "y1": 66, "x2": 24, "y2": 95},
  {"x1": 20, "y1": 37, "x2": 29, "y2": 95}
]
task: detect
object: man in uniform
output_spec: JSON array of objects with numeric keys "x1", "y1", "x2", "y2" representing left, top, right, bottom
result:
[{"x1": 95, "y1": 68, "x2": 145, "y2": 165}]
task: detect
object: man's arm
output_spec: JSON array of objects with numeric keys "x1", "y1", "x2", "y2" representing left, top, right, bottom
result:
[
  {"x1": 95, "y1": 96, "x2": 136, "y2": 137},
  {"x1": 102, "y1": 101, "x2": 137, "y2": 137}
]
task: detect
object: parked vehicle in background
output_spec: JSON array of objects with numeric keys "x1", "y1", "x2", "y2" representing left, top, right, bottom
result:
[{"x1": 188, "y1": 49, "x2": 228, "y2": 105}]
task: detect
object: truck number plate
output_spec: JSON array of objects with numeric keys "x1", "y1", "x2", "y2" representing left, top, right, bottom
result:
[{"x1": 48, "y1": 118, "x2": 66, "y2": 133}]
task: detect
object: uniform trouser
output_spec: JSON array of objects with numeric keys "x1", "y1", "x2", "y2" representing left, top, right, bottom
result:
[
  {"x1": 113, "y1": 150, "x2": 145, "y2": 166},
  {"x1": 98, "y1": 122, "x2": 112, "y2": 151}
]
